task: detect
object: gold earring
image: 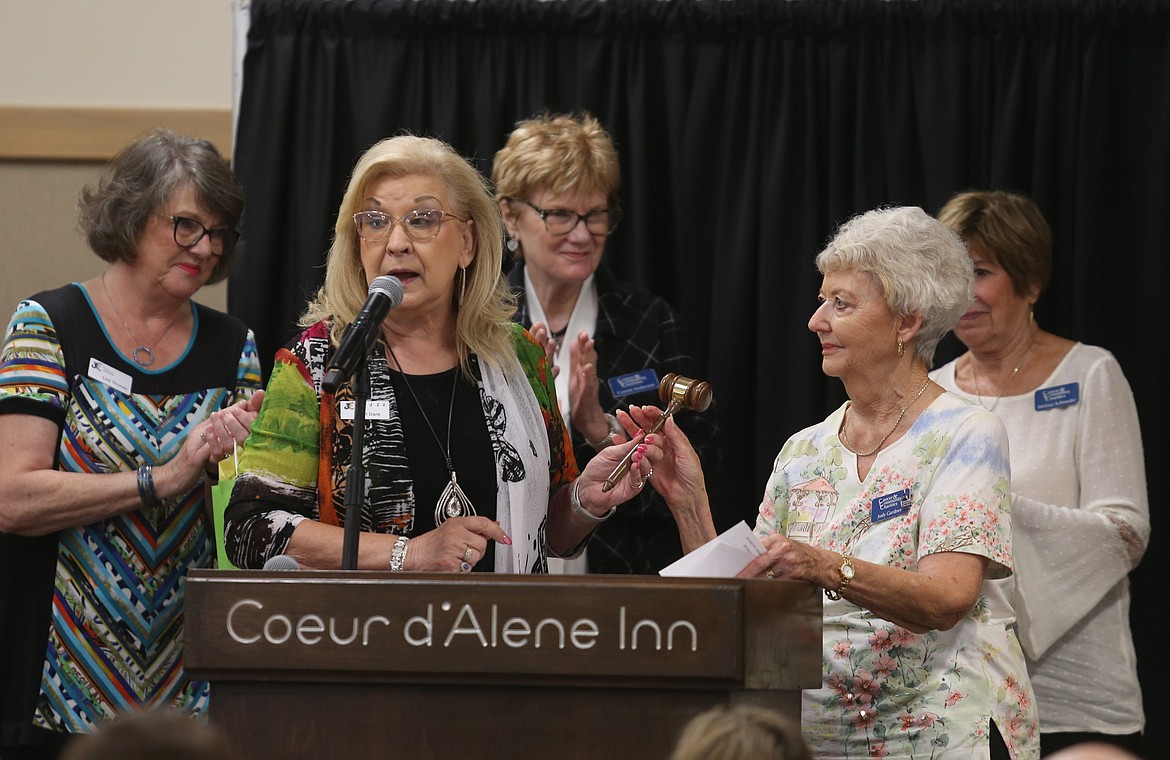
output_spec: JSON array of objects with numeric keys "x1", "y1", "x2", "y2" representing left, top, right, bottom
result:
[
  {"x1": 458, "y1": 267, "x2": 467, "y2": 306},
  {"x1": 897, "y1": 339, "x2": 904, "y2": 357}
]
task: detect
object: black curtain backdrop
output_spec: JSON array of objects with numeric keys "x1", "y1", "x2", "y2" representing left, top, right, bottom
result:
[{"x1": 232, "y1": 0, "x2": 1169, "y2": 735}]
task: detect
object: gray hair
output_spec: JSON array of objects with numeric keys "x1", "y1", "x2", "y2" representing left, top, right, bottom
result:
[
  {"x1": 77, "y1": 127, "x2": 244, "y2": 284},
  {"x1": 816, "y1": 206, "x2": 973, "y2": 368}
]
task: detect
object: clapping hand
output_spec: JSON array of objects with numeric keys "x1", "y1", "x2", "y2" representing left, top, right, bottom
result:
[
  {"x1": 568, "y1": 331, "x2": 612, "y2": 446},
  {"x1": 528, "y1": 322, "x2": 560, "y2": 380}
]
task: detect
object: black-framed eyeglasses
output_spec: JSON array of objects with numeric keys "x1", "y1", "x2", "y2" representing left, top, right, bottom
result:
[
  {"x1": 353, "y1": 209, "x2": 467, "y2": 243},
  {"x1": 522, "y1": 200, "x2": 621, "y2": 236},
  {"x1": 157, "y1": 214, "x2": 240, "y2": 255}
]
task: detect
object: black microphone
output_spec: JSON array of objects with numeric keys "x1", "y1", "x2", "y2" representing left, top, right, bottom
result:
[
  {"x1": 262, "y1": 554, "x2": 301, "y2": 571},
  {"x1": 322, "y1": 275, "x2": 404, "y2": 393}
]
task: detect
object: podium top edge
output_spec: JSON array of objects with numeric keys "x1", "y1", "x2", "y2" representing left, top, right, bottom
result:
[{"x1": 187, "y1": 568, "x2": 812, "y2": 591}]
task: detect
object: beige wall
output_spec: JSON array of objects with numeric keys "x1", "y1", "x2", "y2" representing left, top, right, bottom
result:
[{"x1": 0, "y1": 0, "x2": 238, "y2": 317}]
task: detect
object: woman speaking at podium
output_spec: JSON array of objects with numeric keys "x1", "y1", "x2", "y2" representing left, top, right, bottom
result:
[{"x1": 224, "y1": 135, "x2": 657, "y2": 574}]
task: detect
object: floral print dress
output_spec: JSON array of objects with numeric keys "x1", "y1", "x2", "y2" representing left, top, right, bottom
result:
[{"x1": 756, "y1": 393, "x2": 1038, "y2": 759}]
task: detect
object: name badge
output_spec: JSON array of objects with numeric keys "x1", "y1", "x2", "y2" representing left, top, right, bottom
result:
[
  {"x1": 606, "y1": 369, "x2": 659, "y2": 398},
  {"x1": 87, "y1": 357, "x2": 132, "y2": 395},
  {"x1": 339, "y1": 400, "x2": 391, "y2": 420},
  {"x1": 871, "y1": 488, "x2": 912, "y2": 523},
  {"x1": 1034, "y1": 382, "x2": 1079, "y2": 411}
]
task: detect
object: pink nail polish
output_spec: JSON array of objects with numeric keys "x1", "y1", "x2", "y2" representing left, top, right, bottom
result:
[{"x1": 501, "y1": 534, "x2": 513, "y2": 545}]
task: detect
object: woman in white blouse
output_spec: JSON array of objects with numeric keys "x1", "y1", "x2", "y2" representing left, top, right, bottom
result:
[{"x1": 931, "y1": 190, "x2": 1149, "y2": 758}]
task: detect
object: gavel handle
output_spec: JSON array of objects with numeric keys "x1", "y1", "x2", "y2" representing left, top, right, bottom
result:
[{"x1": 600, "y1": 401, "x2": 680, "y2": 492}]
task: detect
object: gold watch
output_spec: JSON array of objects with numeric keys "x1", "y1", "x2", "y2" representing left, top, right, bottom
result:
[{"x1": 824, "y1": 554, "x2": 854, "y2": 600}]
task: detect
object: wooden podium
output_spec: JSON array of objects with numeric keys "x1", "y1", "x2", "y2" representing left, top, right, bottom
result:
[{"x1": 185, "y1": 570, "x2": 821, "y2": 759}]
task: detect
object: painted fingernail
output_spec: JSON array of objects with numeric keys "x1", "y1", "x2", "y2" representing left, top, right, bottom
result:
[
  {"x1": 645, "y1": 435, "x2": 654, "y2": 444},
  {"x1": 501, "y1": 533, "x2": 513, "y2": 545}
]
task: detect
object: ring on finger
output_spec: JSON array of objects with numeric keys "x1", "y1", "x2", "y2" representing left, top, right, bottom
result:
[
  {"x1": 766, "y1": 570, "x2": 775, "y2": 580},
  {"x1": 462, "y1": 546, "x2": 474, "y2": 563},
  {"x1": 459, "y1": 561, "x2": 472, "y2": 573},
  {"x1": 199, "y1": 431, "x2": 207, "y2": 443}
]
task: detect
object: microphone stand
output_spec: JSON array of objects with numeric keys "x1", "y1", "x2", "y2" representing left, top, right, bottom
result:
[{"x1": 341, "y1": 355, "x2": 369, "y2": 570}]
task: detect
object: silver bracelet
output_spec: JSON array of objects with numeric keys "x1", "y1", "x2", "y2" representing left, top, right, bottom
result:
[
  {"x1": 389, "y1": 535, "x2": 410, "y2": 571},
  {"x1": 585, "y1": 413, "x2": 624, "y2": 451},
  {"x1": 571, "y1": 479, "x2": 615, "y2": 524},
  {"x1": 136, "y1": 464, "x2": 161, "y2": 509}
]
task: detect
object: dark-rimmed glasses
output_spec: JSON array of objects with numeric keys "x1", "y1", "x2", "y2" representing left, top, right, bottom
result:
[
  {"x1": 522, "y1": 200, "x2": 621, "y2": 236},
  {"x1": 353, "y1": 209, "x2": 466, "y2": 243},
  {"x1": 157, "y1": 214, "x2": 239, "y2": 255}
]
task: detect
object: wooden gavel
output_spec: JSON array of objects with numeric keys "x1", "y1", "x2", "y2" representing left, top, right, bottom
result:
[{"x1": 600, "y1": 373, "x2": 713, "y2": 492}]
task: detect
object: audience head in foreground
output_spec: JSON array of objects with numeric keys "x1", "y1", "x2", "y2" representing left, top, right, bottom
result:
[{"x1": 668, "y1": 704, "x2": 812, "y2": 760}]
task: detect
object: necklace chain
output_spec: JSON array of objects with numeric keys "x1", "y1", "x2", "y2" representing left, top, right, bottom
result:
[
  {"x1": 100, "y1": 272, "x2": 180, "y2": 367},
  {"x1": 549, "y1": 324, "x2": 568, "y2": 357},
  {"x1": 971, "y1": 341, "x2": 1034, "y2": 412},
  {"x1": 385, "y1": 345, "x2": 476, "y2": 525},
  {"x1": 839, "y1": 377, "x2": 931, "y2": 457}
]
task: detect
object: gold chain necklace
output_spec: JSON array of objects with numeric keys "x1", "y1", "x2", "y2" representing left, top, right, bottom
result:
[
  {"x1": 101, "y1": 273, "x2": 180, "y2": 367},
  {"x1": 971, "y1": 341, "x2": 1033, "y2": 412},
  {"x1": 839, "y1": 377, "x2": 931, "y2": 457}
]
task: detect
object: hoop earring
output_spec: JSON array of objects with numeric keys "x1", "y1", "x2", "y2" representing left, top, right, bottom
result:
[
  {"x1": 506, "y1": 237, "x2": 519, "y2": 253},
  {"x1": 458, "y1": 266, "x2": 467, "y2": 307},
  {"x1": 897, "y1": 339, "x2": 905, "y2": 357}
]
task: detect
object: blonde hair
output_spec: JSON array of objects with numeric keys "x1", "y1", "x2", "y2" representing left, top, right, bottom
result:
[
  {"x1": 302, "y1": 134, "x2": 516, "y2": 378},
  {"x1": 668, "y1": 705, "x2": 812, "y2": 760},
  {"x1": 59, "y1": 709, "x2": 230, "y2": 760},
  {"x1": 491, "y1": 111, "x2": 620, "y2": 258}
]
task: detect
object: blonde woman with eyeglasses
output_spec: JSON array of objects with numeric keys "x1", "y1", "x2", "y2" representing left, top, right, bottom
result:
[
  {"x1": 493, "y1": 111, "x2": 719, "y2": 576},
  {"x1": 223, "y1": 134, "x2": 658, "y2": 576}
]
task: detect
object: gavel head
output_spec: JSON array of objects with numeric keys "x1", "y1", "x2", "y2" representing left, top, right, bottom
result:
[{"x1": 658, "y1": 373, "x2": 713, "y2": 413}]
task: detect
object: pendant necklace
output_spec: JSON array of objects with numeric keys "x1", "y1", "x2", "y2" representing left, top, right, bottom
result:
[
  {"x1": 971, "y1": 340, "x2": 1034, "y2": 412},
  {"x1": 548, "y1": 324, "x2": 568, "y2": 356},
  {"x1": 101, "y1": 272, "x2": 179, "y2": 367},
  {"x1": 839, "y1": 377, "x2": 931, "y2": 457},
  {"x1": 386, "y1": 345, "x2": 476, "y2": 525}
]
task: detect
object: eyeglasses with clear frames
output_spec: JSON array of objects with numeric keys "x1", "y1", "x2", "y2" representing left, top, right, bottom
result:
[
  {"x1": 353, "y1": 209, "x2": 467, "y2": 243},
  {"x1": 157, "y1": 214, "x2": 240, "y2": 255},
  {"x1": 522, "y1": 200, "x2": 621, "y2": 236}
]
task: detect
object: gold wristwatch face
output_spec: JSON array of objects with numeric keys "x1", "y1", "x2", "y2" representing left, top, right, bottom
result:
[{"x1": 841, "y1": 557, "x2": 855, "y2": 580}]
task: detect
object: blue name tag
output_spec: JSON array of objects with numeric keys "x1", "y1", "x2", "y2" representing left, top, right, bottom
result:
[
  {"x1": 607, "y1": 369, "x2": 660, "y2": 398},
  {"x1": 871, "y1": 488, "x2": 912, "y2": 523},
  {"x1": 1034, "y1": 382, "x2": 1079, "y2": 411}
]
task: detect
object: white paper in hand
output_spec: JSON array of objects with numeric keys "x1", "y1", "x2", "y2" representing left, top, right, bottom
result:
[{"x1": 659, "y1": 521, "x2": 766, "y2": 578}]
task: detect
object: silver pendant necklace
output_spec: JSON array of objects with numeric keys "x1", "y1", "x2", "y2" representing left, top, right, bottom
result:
[
  {"x1": 101, "y1": 272, "x2": 179, "y2": 367},
  {"x1": 387, "y1": 346, "x2": 476, "y2": 525}
]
